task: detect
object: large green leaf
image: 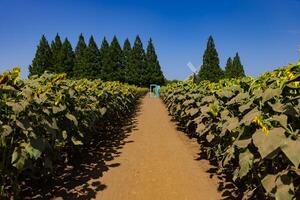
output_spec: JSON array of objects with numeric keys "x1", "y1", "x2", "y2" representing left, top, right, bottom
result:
[
  {"x1": 268, "y1": 102, "x2": 285, "y2": 113},
  {"x1": 187, "y1": 107, "x2": 199, "y2": 117},
  {"x1": 240, "y1": 108, "x2": 260, "y2": 126},
  {"x1": 252, "y1": 128, "x2": 286, "y2": 159},
  {"x1": 71, "y1": 136, "x2": 83, "y2": 145},
  {"x1": 65, "y1": 113, "x2": 78, "y2": 126},
  {"x1": 225, "y1": 117, "x2": 239, "y2": 132},
  {"x1": 239, "y1": 100, "x2": 253, "y2": 113},
  {"x1": 280, "y1": 138, "x2": 300, "y2": 168},
  {"x1": 196, "y1": 123, "x2": 205, "y2": 134},
  {"x1": 271, "y1": 114, "x2": 288, "y2": 129},
  {"x1": 183, "y1": 99, "x2": 195, "y2": 106},
  {"x1": 11, "y1": 147, "x2": 28, "y2": 171},
  {"x1": 262, "y1": 174, "x2": 276, "y2": 193},
  {"x1": 238, "y1": 149, "x2": 254, "y2": 178},
  {"x1": 6, "y1": 101, "x2": 24, "y2": 114},
  {"x1": 275, "y1": 174, "x2": 294, "y2": 200},
  {"x1": 262, "y1": 88, "x2": 282, "y2": 103}
]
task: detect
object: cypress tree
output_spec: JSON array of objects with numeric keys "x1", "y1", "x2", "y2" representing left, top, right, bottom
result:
[
  {"x1": 100, "y1": 36, "x2": 123, "y2": 82},
  {"x1": 99, "y1": 37, "x2": 111, "y2": 80},
  {"x1": 232, "y1": 53, "x2": 245, "y2": 77},
  {"x1": 73, "y1": 34, "x2": 87, "y2": 79},
  {"x1": 85, "y1": 35, "x2": 101, "y2": 79},
  {"x1": 198, "y1": 36, "x2": 224, "y2": 82},
  {"x1": 61, "y1": 38, "x2": 75, "y2": 76},
  {"x1": 50, "y1": 33, "x2": 63, "y2": 73},
  {"x1": 128, "y1": 35, "x2": 146, "y2": 86},
  {"x1": 224, "y1": 57, "x2": 234, "y2": 78},
  {"x1": 146, "y1": 38, "x2": 165, "y2": 85},
  {"x1": 123, "y1": 38, "x2": 132, "y2": 83},
  {"x1": 109, "y1": 36, "x2": 123, "y2": 81},
  {"x1": 29, "y1": 35, "x2": 52, "y2": 76}
]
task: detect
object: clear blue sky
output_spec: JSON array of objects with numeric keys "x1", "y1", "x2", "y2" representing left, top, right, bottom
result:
[{"x1": 0, "y1": 0, "x2": 299, "y2": 80}]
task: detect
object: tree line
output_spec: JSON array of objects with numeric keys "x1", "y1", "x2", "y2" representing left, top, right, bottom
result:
[
  {"x1": 29, "y1": 34, "x2": 165, "y2": 87},
  {"x1": 197, "y1": 36, "x2": 245, "y2": 82}
]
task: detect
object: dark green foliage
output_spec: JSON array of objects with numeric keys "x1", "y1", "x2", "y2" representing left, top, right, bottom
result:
[
  {"x1": 50, "y1": 33, "x2": 63, "y2": 73},
  {"x1": 146, "y1": 38, "x2": 165, "y2": 85},
  {"x1": 123, "y1": 38, "x2": 132, "y2": 83},
  {"x1": 128, "y1": 35, "x2": 146, "y2": 86},
  {"x1": 61, "y1": 38, "x2": 75, "y2": 76},
  {"x1": 85, "y1": 36, "x2": 101, "y2": 79},
  {"x1": 225, "y1": 53, "x2": 245, "y2": 78},
  {"x1": 224, "y1": 57, "x2": 234, "y2": 78},
  {"x1": 232, "y1": 53, "x2": 245, "y2": 77},
  {"x1": 29, "y1": 35, "x2": 52, "y2": 76},
  {"x1": 198, "y1": 36, "x2": 224, "y2": 82},
  {"x1": 101, "y1": 36, "x2": 123, "y2": 81},
  {"x1": 99, "y1": 37, "x2": 110, "y2": 80},
  {"x1": 73, "y1": 34, "x2": 87, "y2": 79},
  {"x1": 29, "y1": 34, "x2": 165, "y2": 86}
]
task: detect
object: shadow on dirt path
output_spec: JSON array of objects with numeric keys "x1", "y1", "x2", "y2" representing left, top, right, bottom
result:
[{"x1": 20, "y1": 104, "x2": 141, "y2": 200}]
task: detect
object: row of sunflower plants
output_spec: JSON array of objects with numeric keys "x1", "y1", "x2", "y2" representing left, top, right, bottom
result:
[
  {"x1": 0, "y1": 68, "x2": 146, "y2": 198},
  {"x1": 161, "y1": 62, "x2": 300, "y2": 199}
]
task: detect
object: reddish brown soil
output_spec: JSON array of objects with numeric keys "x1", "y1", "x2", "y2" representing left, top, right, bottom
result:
[{"x1": 91, "y1": 95, "x2": 221, "y2": 200}]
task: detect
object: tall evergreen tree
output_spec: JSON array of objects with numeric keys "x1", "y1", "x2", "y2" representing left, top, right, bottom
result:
[
  {"x1": 146, "y1": 38, "x2": 165, "y2": 85},
  {"x1": 198, "y1": 36, "x2": 224, "y2": 82},
  {"x1": 29, "y1": 35, "x2": 52, "y2": 76},
  {"x1": 224, "y1": 57, "x2": 234, "y2": 78},
  {"x1": 73, "y1": 34, "x2": 87, "y2": 78},
  {"x1": 232, "y1": 53, "x2": 245, "y2": 77},
  {"x1": 50, "y1": 33, "x2": 63, "y2": 73},
  {"x1": 61, "y1": 38, "x2": 75, "y2": 76},
  {"x1": 128, "y1": 35, "x2": 146, "y2": 86},
  {"x1": 99, "y1": 37, "x2": 111, "y2": 80},
  {"x1": 100, "y1": 36, "x2": 123, "y2": 81},
  {"x1": 109, "y1": 36, "x2": 123, "y2": 81},
  {"x1": 123, "y1": 38, "x2": 132, "y2": 83},
  {"x1": 85, "y1": 35, "x2": 101, "y2": 79}
]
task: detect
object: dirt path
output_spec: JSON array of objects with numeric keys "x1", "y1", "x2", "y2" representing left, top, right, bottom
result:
[{"x1": 93, "y1": 95, "x2": 220, "y2": 200}]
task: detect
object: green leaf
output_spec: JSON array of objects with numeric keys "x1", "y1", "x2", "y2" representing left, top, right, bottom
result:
[
  {"x1": 71, "y1": 136, "x2": 83, "y2": 145},
  {"x1": 238, "y1": 149, "x2": 254, "y2": 178},
  {"x1": 223, "y1": 146, "x2": 235, "y2": 166},
  {"x1": 53, "y1": 104, "x2": 66, "y2": 114},
  {"x1": 216, "y1": 90, "x2": 234, "y2": 98},
  {"x1": 240, "y1": 108, "x2": 260, "y2": 126},
  {"x1": 188, "y1": 108, "x2": 199, "y2": 117},
  {"x1": 234, "y1": 138, "x2": 252, "y2": 149},
  {"x1": 272, "y1": 115, "x2": 288, "y2": 129},
  {"x1": 11, "y1": 147, "x2": 27, "y2": 171},
  {"x1": 252, "y1": 128, "x2": 286, "y2": 159},
  {"x1": 25, "y1": 144, "x2": 42, "y2": 160},
  {"x1": 226, "y1": 117, "x2": 239, "y2": 132},
  {"x1": 201, "y1": 96, "x2": 215, "y2": 103},
  {"x1": 196, "y1": 123, "x2": 205, "y2": 134},
  {"x1": 62, "y1": 130, "x2": 68, "y2": 139},
  {"x1": 268, "y1": 102, "x2": 285, "y2": 113},
  {"x1": 100, "y1": 107, "x2": 107, "y2": 116},
  {"x1": 262, "y1": 88, "x2": 282, "y2": 103},
  {"x1": 280, "y1": 138, "x2": 300, "y2": 168},
  {"x1": 262, "y1": 174, "x2": 277, "y2": 193},
  {"x1": 183, "y1": 99, "x2": 195, "y2": 106},
  {"x1": 65, "y1": 113, "x2": 78, "y2": 126},
  {"x1": 6, "y1": 101, "x2": 24, "y2": 114},
  {"x1": 226, "y1": 92, "x2": 249, "y2": 105},
  {"x1": 2, "y1": 125, "x2": 12, "y2": 136},
  {"x1": 206, "y1": 133, "x2": 214, "y2": 142},
  {"x1": 275, "y1": 174, "x2": 294, "y2": 200},
  {"x1": 239, "y1": 100, "x2": 253, "y2": 113}
]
